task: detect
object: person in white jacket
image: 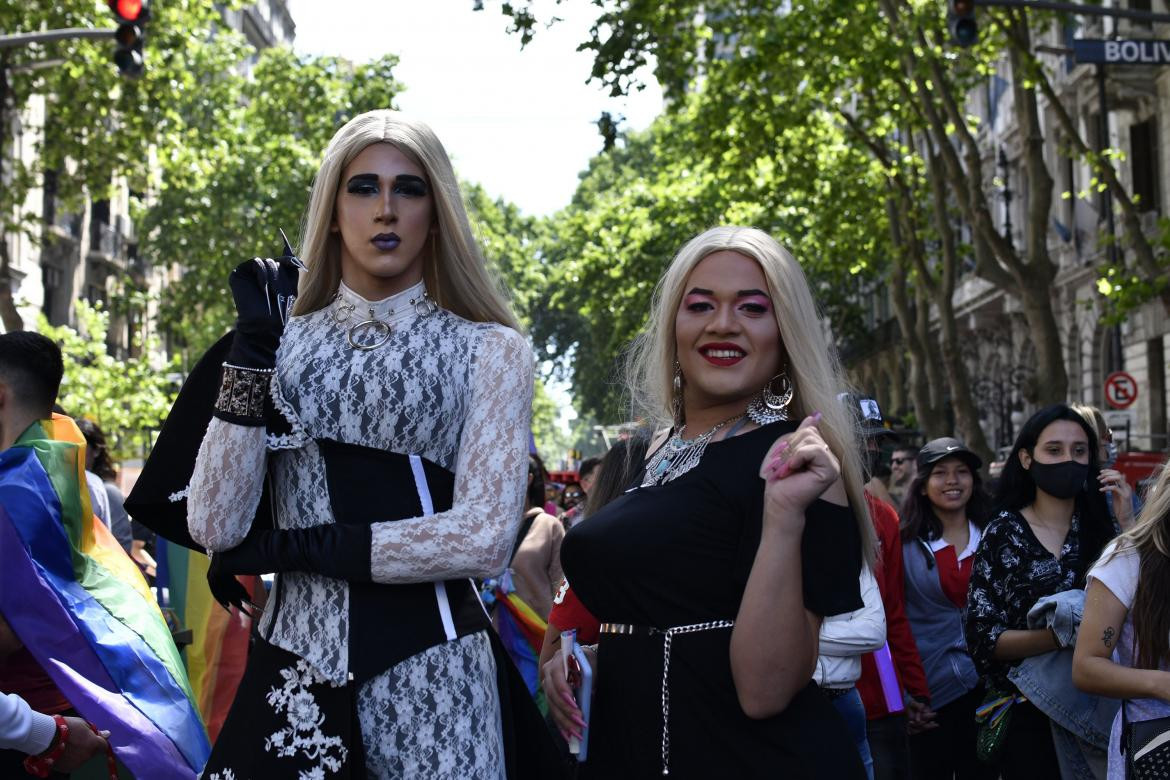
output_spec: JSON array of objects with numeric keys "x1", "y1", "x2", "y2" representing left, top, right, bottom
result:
[
  {"x1": 816, "y1": 565, "x2": 887, "y2": 780},
  {"x1": 0, "y1": 691, "x2": 109, "y2": 773}
]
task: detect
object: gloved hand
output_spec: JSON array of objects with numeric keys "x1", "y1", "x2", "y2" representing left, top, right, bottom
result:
[
  {"x1": 226, "y1": 249, "x2": 301, "y2": 370},
  {"x1": 206, "y1": 553, "x2": 258, "y2": 615},
  {"x1": 214, "y1": 523, "x2": 373, "y2": 583}
]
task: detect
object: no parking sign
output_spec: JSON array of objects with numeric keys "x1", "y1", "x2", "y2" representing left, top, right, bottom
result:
[{"x1": 1105, "y1": 371, "x2": 1139, "y2": 410}]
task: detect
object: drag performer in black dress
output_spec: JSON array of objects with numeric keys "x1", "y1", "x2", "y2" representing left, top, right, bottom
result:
[
  {"x1": 186, "y1": 110, "x2": 538, "y2": 779},
  {"x1": 546, "y1": 227, "x2": 874, "y2": 778}
]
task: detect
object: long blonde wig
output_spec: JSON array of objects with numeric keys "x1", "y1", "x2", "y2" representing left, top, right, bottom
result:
[
  {"x1": 292, "y1": 110, "x2": 519, "y2": 331},
  {"x1": 1101, "y1": 461, "x2": 1170, "y2": 668},
  {"x1": 626, "y1": 226, "x2": 876, "y2": 565}
]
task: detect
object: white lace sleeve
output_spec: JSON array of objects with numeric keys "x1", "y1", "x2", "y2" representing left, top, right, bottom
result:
[
  {"x1": 187, "y1": 417, "x2": 266, "y2": 552},
  {"x1": 369, "y1": 326, "x2": 533, "y2": 584}
]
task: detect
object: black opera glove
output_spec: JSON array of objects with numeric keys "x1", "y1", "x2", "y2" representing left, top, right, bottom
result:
[
  {"x1": 226, "y1": 254, "x2": 301, "y2": 371},
  {"x1": 213, "y1": 523, "x2": 374, "y2": 583},
  {"x1": 206, "y1": 553, "x2": 257, "y2": 614}
]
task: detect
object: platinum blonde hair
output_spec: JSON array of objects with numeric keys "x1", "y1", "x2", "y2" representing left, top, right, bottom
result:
[
  {"x1": 292, "y1": 110, "x2": 519, "y2": 331},
  {"x1": 626, "y1": 226, "x2": 876, "y2": 565}
]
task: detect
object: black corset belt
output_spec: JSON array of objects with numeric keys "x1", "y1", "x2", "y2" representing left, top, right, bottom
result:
[{"x1": 314, "y1": 438, "x2": 491, "y2": 685}]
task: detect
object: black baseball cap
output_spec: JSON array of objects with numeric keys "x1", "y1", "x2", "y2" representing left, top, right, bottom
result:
[
  {"x1": 918, "y1": 437, "x2": 982, "y2": 472},
  {"x1": 839, "y1": 393, "x2": 896, "y2": 439}
]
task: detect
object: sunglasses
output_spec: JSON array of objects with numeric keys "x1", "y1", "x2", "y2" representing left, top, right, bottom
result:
[
  {"x1": 563, "y1": 492, "x2": 583, "y2": 500},
  {"x1": 890, "y1": 457, "x2": 912, "y2": 465}
]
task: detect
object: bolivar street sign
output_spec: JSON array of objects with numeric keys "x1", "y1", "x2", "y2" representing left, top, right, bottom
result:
[{"x1": 1074, "y1": 38, "x2": 1170, "y2": 65}]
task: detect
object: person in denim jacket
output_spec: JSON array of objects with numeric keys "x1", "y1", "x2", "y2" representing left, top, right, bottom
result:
[{"x1": 966, "y1": 405, "x2": 1117, "y2": 779}]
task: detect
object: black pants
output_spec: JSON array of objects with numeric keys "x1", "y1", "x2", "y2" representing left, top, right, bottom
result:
[
  {"x1": 997, "y1": 698, "x2": 1061, "y2": 780},
  {"x1": 867, "y1": 713, "x2": 910, "y2": 780},
  {"x1": 909, "y1": 687, "x2": 997, "y2": 780}
]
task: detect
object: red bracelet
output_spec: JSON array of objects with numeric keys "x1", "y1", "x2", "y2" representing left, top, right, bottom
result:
[
  {"x1": 89, "y1": 721, "x2": 119, "y2": 780},
  {"x1": 22, "y1": 713, "x2": 68, "y2": 778}
]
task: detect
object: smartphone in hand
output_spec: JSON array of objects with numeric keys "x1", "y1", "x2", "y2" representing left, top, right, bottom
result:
[{"x1": 560, "y1": 630, "x2": 593, "y2": 762}]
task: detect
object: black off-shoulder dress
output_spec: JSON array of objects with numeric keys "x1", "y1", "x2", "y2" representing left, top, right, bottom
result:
[{"x1": 561, "y1": 420, "x2": 866, "y2": 779}]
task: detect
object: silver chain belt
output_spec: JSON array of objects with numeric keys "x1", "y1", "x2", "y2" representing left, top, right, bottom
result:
[{"x1": 600, "y1": 619, "x2": 736, "y2": 775}]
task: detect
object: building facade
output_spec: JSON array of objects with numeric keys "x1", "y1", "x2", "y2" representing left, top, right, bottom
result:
[
  {"x1": 1, "y1": 1, "x2": 295, "y2": 355},
  {"x1": 848, "y1": 7, "x2": 1169, "y2": 455}
]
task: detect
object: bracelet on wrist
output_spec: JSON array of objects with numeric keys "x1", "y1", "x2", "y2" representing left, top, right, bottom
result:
[
  {"x1": 213, "y1": 362, "x2": 274, "y2": 425},
  {"x1": 23, "y1": 714, "x2": 68, "y2": 778}
]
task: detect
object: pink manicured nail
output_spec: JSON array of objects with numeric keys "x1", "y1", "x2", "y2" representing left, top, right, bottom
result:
[
  {"x1": 812, "y1": 411, "x2": 823, "y2": 422},
  {"x1": 776, "y1": 462, "x2": 791, "y2": 479}
]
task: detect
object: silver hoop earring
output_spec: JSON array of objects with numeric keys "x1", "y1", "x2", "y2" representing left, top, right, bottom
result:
[{"x1": 747, "y1": 370, "x2": 793, "y2": 425}]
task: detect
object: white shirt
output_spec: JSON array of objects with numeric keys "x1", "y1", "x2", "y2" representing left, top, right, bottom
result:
[
  {"x1": 0, "y1": 692, "x2": 56, "y2": 755},
  {"x1": 928, "y1": 520, "x2": 983, "y2": 562}
]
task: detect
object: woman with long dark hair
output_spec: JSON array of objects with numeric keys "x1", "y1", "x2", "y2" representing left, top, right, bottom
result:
[
  {"x1": 965, "y1": 404, "x2": 1116, "y2": 778},
  {"x1": 898, "y1": 438, "x2": 995, "y2": 779},
  {"x1": 1073, "y1": 462, "x2": 1170, "y2": 779}
]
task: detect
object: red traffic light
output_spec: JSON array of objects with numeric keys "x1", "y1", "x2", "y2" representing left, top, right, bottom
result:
[
  {"x1": 953, "y1": 0, "x2": 975, "y2": 14},
  {"x1": 108, "y1": 0, "x2": 148, "y2": 23}
]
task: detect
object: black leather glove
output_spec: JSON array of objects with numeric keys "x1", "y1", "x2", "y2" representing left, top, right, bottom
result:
[
  {"x1": 213, "y1": 523, "x2": 373, "y2": 582},
  {"x1": 226, "y1": 251, "x2": 300, "y2": 370},
  {"x1": 206, "y1": 554, "x2": 258, "y2": 614}
]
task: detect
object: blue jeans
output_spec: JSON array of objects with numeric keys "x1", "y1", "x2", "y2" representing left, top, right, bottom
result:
[{"x1": 832, "y1": 688, "x2": 874, "y2": 780}]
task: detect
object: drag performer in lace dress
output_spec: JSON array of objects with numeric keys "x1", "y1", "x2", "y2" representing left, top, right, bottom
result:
[{"x1": 187, "y1": 110, "x2": 536, "y2": 779}]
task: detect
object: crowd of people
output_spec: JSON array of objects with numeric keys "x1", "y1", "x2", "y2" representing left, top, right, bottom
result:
[{"x1": 0, "y1": 108, "x2": 1168, "y2": 780}]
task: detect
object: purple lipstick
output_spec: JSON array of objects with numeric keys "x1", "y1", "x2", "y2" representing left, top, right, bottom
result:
[{"x1": 372, "y1": 232, "x2": 401, "y2": 251}]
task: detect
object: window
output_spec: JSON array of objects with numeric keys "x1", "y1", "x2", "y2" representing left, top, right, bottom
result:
[{"x1": 1130, "y1": 117, "x2": 1161, "y2": 214}]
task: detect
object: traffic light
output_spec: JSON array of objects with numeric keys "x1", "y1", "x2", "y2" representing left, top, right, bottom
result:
[
  {"x1": 108, "y1": 0, "x2": 150, "y2": 78},
  {"x1": 948, "y1": 0, "x2": 978, "y2": 47}
]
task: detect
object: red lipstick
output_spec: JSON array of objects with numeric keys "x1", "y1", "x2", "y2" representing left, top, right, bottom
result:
[{"x1": 699, "y1": 342, "x2": 747, "y2": 367}]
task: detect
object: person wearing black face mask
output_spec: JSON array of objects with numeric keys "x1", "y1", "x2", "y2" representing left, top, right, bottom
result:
[{"x1": 965, "y1": 404, "x2": 1117, "y2": 779}]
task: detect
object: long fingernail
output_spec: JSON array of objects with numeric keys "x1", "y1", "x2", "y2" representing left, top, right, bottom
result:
[{"x1": 812, "y1": 410, "x2": 823, "y2": 422}]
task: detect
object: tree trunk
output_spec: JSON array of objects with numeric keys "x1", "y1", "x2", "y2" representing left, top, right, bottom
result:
[
  {"x1": 0, "y1": 240, "x2": 24, "y2": 332},
  {"x1": 924, "y1": 151, "x2": 995, "y2": 463},
  {"x1": 1009, "y1": 39, "x2": 1068, "y2": 403},
  {"x1": 0, "y1": 60, "x2": 25, "y2": 333},
  {"x1": 885, "y1": 191, "x2": 947, "y2": 437}
]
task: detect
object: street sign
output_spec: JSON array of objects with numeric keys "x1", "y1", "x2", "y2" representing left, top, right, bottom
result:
[
  {"x1": 1074, "y1": 38, "x2": 1170, "y2": 65},
  {"x1": 1105, "y1": 371, "x2": 1139, "y2": 409}
]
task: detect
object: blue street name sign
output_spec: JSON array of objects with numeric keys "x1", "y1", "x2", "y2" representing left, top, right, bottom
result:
[{"x1": 1074, "y1": 38, "x2": 1170, "y2": 65}]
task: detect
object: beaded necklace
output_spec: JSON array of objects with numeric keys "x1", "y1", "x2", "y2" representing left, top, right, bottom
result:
[{"x1": 641, "y1": 412, "x2": 745, "y2": 487}]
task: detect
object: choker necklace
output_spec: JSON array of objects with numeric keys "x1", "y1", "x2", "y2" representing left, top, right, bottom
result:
[
  {"x1": 330, "y1": 281, "x2": 435, "y2": 350},
  {"x1": 642, "y1": 412, "x2": 745, "y2": 487}
]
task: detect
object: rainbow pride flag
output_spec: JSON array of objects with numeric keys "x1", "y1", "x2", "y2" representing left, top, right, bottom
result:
[
  {"x1": 0, "y1": 415, "x2": 210, "y2": 778},
  {"x1": 154, "y1": 538, "x2": 259, "y2": 742},
  {"x1": 485, "y1": 571, "x2": 548, "y2": 709}
]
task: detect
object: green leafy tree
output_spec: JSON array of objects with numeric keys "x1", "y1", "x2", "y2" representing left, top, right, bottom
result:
[
  {"x1": 142, "y1": 48, "x2": 404, "y2": 361},
  {"x1": 40, "y1": 301, "x2": 178, "y2": 462},
  {"x1": 476, "y1": 0, "x2": 1166, "y2": 439},
  {"x1": 0, "y1": 0, "x2": 252, "y2": 331}
]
